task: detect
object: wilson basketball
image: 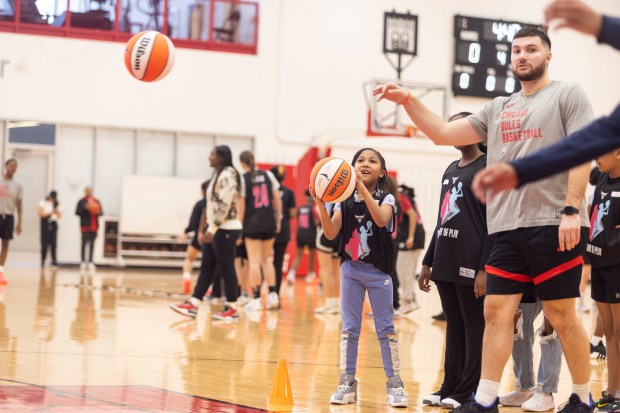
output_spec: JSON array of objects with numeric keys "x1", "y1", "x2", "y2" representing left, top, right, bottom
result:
[
  {"x1": 124, "y1": 31, "x2": 175, "y2": 82},
  {"x1": 310, "y1": 157, "x2": 356, "y2": 203}
]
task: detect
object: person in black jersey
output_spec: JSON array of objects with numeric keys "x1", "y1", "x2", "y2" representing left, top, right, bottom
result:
[
  {"x1": 587, "y1": 147, "x2": 620, "y2": 411},
  {"x1": 419, "y1": 112, "x2": 492, "y2": 409},
  {"x1": 313, "y1": 147, "x2": 408, "y2": 407},
  {"x1": 287, "y1": 190, "x2": 318, "y2": 284},
  {"x1": 270, "y1": 165, "x2": 297, "y2": 297},
  {"x1": 239, "y1": 151, "x2": 282, "y2": 312},
  {"x1": 178, "y1": 180, "x2": 209, "y2": 293}
]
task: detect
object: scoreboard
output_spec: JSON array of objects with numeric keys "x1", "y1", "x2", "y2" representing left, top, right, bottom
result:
[{"x1": 452, "y1": 15, "x2": 539, "y2": 98}]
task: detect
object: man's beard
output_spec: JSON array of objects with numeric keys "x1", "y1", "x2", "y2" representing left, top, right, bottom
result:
[{"x1": 514, "y1": 60, "x2": 546, "y2": 81}]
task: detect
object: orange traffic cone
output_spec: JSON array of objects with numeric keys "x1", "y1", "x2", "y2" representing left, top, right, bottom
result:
[{"x1": 267, "y1": 358, "x2": 294, "y2": 411}]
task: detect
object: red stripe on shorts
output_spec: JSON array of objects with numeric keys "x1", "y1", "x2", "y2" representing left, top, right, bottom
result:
[
  {"x1": 485, "y1": 265, "x2": 531, "y2": 283},
  {"x1": 533, "y1": 256, "x2": 584, "y2": 285}
]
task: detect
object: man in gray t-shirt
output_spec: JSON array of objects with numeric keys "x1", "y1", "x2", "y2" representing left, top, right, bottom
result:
[
  {"x1": 374, "y1": 28, "x2": 593, "y2": 413},
  {"x1": 0, "y1": 158, "x2": 23, "y2": 285}
]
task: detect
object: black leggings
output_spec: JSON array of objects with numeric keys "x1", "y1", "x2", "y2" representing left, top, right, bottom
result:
[
  {"x1": 435, "y1": 280, "x2": 485, "y2": 404},
  {"x1": 273, "y1": 241, "x2": 288, "y2": 295},
  {"x1": 40, "y1": 220, "x2": 57, "y2": 264},
  {"x1": 193, "y1": 229, "x2": 241, "y2": 303},
  {"x1": 81, "y1": 231, "x2": 97, "y2": 263}
]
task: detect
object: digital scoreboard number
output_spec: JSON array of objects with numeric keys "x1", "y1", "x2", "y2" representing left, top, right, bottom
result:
[{"x1": 452, "y1": 15, "x2": 538, "y2": 98}]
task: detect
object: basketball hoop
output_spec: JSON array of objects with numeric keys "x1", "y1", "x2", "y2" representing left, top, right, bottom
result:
[{"x1": 363, "y1": 79, "x2": 446, "y2": 138}]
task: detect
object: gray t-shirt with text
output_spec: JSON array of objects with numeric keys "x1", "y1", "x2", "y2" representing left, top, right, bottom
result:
[
  {"x1": 468, "y1": 81, "x2": 593, "y2": 234},
  {"x1": 0, "y1": 178, "x2": 23, "y2": 215}
]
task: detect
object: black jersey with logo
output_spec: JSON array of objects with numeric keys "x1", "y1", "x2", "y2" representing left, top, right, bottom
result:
[
  {"x1": 296, "y1": 204, "x2": 317, "y2": 245},
  {"x1": 422, "y1": 155, "x2": 492, "y2": 286},
  {"x1": 243, "y1": 170, "x2": 276, "y2": 233},
  {"x1": 337, "y1": 191, "x2": 396, "y2": 276},
  {"x1": 275, "y1": 185, "x2": 296, "y2": 243},
  {"x1": 587, "y1": 173, "x2": 620, "y2": 268}
]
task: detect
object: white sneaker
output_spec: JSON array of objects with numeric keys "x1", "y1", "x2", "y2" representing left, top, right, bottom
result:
[
  {"x1": 88, "y1": 262, "x2": 96, "y2": 271},
  {"x1": 500, "y1": 388, "x2": 533, "y2": 407},
  {"x1": 236, "y1": 295, "x2": 251, "y2": 307},
  {"x1": 422, "y1": 392, "x2": 442, "y2": 406},
  {"x1": 244, "y1": 298, "x2": 263, "y2": 312},
  {"x1": 266, "y1": 292, "x2": 280, "y2": 310},
  {"x1": 80, "y1": 262, "x2": 87, "y2": 271},
  {"x1": 305, "y1": 271, "x2": 316, "y2": 283},
  {"x1": 330, "y1": 374, "x2": 357, "y2": 405},
  {"x1": 521, "y1": 391, "x2": 554, "y2": 412},
  {"x1": 286, "y1": 270, "x2": 296, "y2": 284},
  {"x1": 386, "y1": 377, "x2": 408, "y2": 407},
  {"x1": 440, "y1": 397, "x2": 461, "y2": 409}
]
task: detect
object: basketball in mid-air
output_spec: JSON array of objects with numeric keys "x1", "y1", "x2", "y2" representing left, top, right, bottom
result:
[
  {"x1": 124, "y1": 31, "x2": 175, "y2": 82},
  {"x1": 310, "y1": 157, "x2": 356, "y2": 203}
]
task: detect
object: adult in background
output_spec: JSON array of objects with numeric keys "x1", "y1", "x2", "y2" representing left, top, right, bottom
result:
[
  {"x1": 38, "y1": 190, "x2": 61, "y2": 267},
  {"x1": 75, "y1": 186, "x2": 102, "y2": 271},
  {"x1": 0, "y1": 159, "x2": 23, "y2": 284}
]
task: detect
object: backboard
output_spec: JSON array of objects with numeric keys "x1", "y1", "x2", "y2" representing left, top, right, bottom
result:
[
  {"x1": 383, "y1": 11, "x2": 418, "y2": 56},
  {"x1": 364, "y1": 79, "x2": 447, "y2": 137}
]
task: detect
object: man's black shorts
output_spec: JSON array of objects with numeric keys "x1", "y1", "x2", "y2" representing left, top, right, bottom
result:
[
  {"x1": 591, "y1": 262, "x2": 620, "y2": 303},
  {"x1": 485, "y1": 226, "x2": 588, "y2": 300},
  {"x1": 0, "y1": 215, "x2": 14, "y2": 240}
]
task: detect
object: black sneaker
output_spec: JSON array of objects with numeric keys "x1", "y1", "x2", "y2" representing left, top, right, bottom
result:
[
  {"x1": 432, "y1": 311, "x2": 446, "y2": 321},
  {"x1": 594, "y1": 393, "x2": 618, "y2": 412},
  {"x1": 450, "y1": 398, "x2": 499, "y2": 412},
  {"x1": 557, "y1": 393, "x2": 593, "y2": 413},
  {"x1": 590, "y1": 341, "x2": 607, "y2": 359}
]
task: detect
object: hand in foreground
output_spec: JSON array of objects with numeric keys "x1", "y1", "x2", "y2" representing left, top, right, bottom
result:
[
  {"x1": 308, "y1": 185, "x2": 324, "y2": 208},
  {"x1": 472, "y1": 163, "x2": 520, "y2": 204},
  {"x1": 544, "y1": 0, "x2": 603, "y2": 37}
]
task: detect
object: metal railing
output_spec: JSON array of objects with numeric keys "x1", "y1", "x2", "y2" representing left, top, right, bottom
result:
[{"x1": 0, "y1": 0, "x2": 258, "y2": 54}]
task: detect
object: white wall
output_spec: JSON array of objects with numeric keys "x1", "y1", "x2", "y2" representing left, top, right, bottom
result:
[{"x1": 1, "y1": 0, "x2": 618, "y2": 160}]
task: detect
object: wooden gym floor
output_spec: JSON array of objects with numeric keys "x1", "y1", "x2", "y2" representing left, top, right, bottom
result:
[{"x1": 0, "y1": 258, "x2": 606, "y2": 412}]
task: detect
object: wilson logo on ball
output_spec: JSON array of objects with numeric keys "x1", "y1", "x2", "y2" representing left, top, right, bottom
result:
[
  {"x1": 310, "y1": 157, "x2": 356, "y2": 203},
  {"x1": 124, "y1": 31, "x2": 175, "y2": 82}
]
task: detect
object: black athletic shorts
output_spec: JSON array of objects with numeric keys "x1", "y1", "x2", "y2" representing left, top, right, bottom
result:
[
  {"x1": 236, "y1": 242, "x2": 248, "y2": 260},
  {"x1": 485, "y1": 226, "x2": 588, "y2": 301},
  {"x1": 0, "y1": 215, "x2": 14, "y2": 240},
  {"x1": 591, "y1": 262, "x2": 620, "y2": 303},
  {"x1": 190, "y1": 234, "x2": 200, "y2": 250},
  {"x1": 244, "y1": 230, "x2": 275, "y2": 241}
]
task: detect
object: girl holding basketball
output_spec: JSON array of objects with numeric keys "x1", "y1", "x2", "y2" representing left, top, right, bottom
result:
[{"x1": 311, "y1": 148, "x2": 407, "y2": 408}]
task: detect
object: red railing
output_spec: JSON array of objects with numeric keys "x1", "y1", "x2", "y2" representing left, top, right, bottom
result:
[{"x1": 0, "y1": 0, "x2": 258, "y2": 54}]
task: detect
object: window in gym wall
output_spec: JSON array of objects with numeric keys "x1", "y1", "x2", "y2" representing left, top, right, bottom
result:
[{"x1": 0, "y1": 0, "x2": 258, "y2": 54}]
